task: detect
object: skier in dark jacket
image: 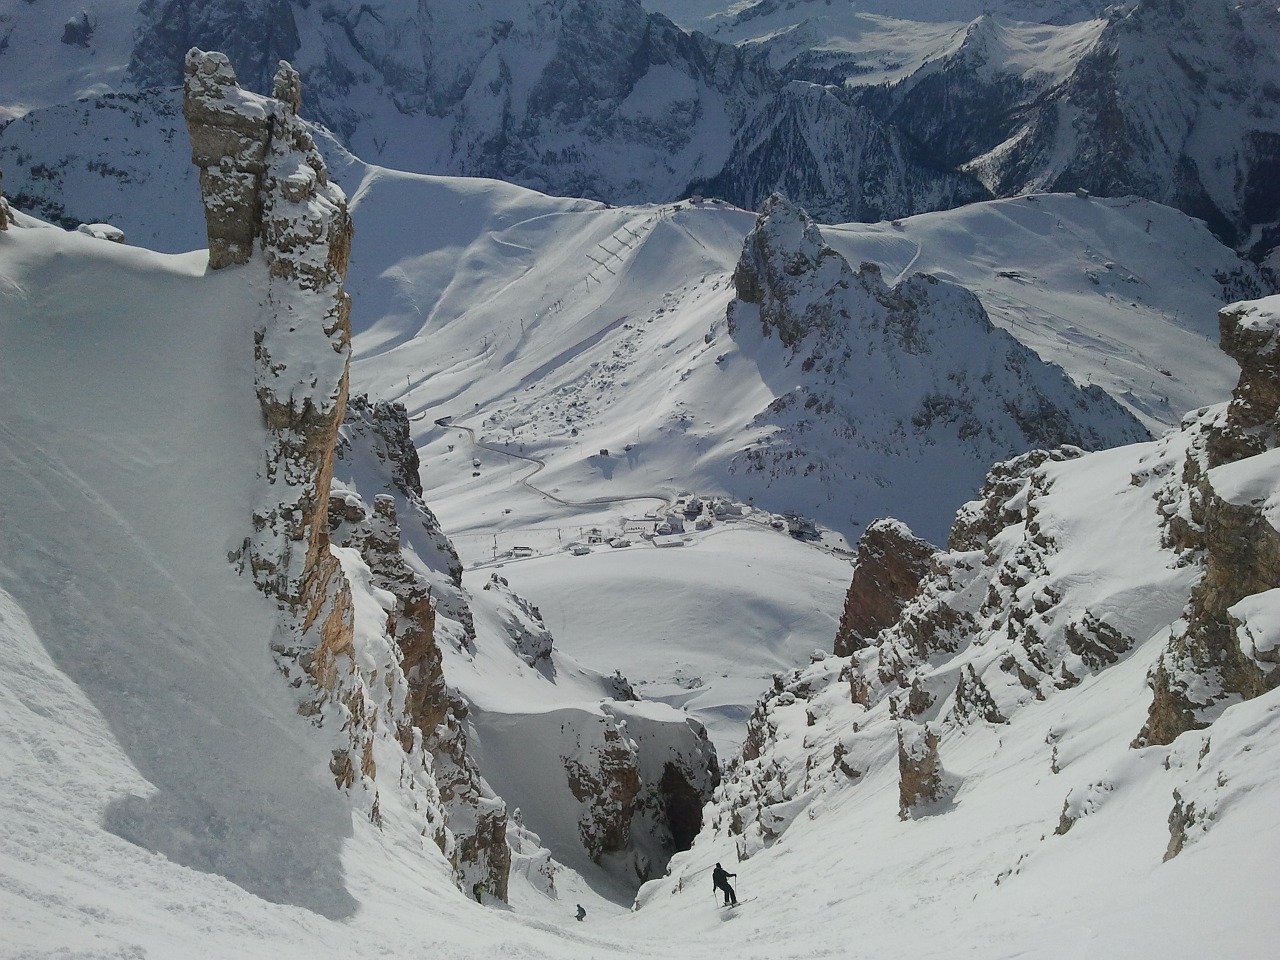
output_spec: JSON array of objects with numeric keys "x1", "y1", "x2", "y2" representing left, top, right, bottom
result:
[{"x1": 712, "y1": 862, "x2": 738, "y2": 906}]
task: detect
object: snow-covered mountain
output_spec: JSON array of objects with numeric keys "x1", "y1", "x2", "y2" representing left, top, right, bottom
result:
[
  {"x1": 719, "y1": 192, "x2": 1147, "y2": 539},
  {"x1": 4, "y1": 0, "x2": 1278, "y2": 255},
  {"x1": 3, "y1": 22, "x2": 1280, "y2": 956},
  {"x1": 640, "y1": 290, "x2": 1280, "y2": 957},
  {"x1": 6, "y1": 148, "x2": 1278, "y2": 953},
  {"x1": 117, "y1": 0, "x2": 984, "y2": 222},
  {"x1": 703, "y1": 0, "x2": 1280, "y2": 258}
]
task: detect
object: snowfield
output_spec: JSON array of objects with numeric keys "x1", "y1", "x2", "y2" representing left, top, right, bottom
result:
[{"x1": 2, "y1": 107, "x2": 1278, "y2": 960}]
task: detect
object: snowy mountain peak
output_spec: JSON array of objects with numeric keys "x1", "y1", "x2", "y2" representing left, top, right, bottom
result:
[
  {"x1": 721, "y1": 192, "x2": 1149, "y2": 539},
  {"x1": 729, "y1": 192, "x2": 855, "y2": 347}
]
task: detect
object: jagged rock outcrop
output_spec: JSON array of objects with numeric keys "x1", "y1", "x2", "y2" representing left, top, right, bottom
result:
[
  {"x1": 564, "y1": 716, "x2": 642, "y2": 864},
  {"x1": 724, "y1": 193, "x2": 1148, "y2": 542},
  {"x1": 329, "y1": 397, "x2": 509, "y2": 899},
  {"x1": 186, "y1": 44, "x2": 355, "y2": 721},
  {"x1": 183, "y1": 54, "x2": 273, "y2": 269},
  {"x1": 729, "y1": 193, "x2": 853, "y2": 348},
  {"x1": 834, "y1": 519, "x2": 938, "y2": 657},
  {"x1": 1208, "y1": 299, "x2": 1280, "y2": 465},
  {"x1": 606, "y1": 704, "x2": 720, "y2": 879},
  {"x1": 897, "y1": 721, "x2": 959, "y2": 819},
  {"x1": 483, "y1": 574, "x2": 554, "y2": 667},
  {"x1": 334, "y1": 493, "x2": 448, "y2": 737},
  {"x1": 1136, "y1": 297, "x2": 1280, "y2": 746},
  {"x1": 559, "y1": 704, "x2": 719, "y2": 880}
]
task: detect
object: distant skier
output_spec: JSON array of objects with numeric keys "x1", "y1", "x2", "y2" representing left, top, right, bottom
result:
[
  {"x1": 576, "y1": 903, "x2": 587, "y2": 922},
  {"x1": 712, "y1": 862, "x2": 738, "y2": 906},
  {"x1": 472, "y1": 881, "x2": 486, "y2": 904}
]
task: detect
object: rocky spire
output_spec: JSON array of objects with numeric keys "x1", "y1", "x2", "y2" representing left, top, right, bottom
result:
[
  {"x1": 727, "y1": 193, "x2": 855, "y2": 348},
  {"x1": 834, "y1": 519, "x2": 938, "y2": 658},
  {"x1": 182, "y1": 47, "x2": 474, "y2": 889}
]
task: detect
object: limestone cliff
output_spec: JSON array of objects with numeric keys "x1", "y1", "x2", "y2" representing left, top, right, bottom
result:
[
  {"x1": 834, "y1": 519, "x2": 938, "y2": 658},
  {"x1": 185, "y1": 49, "x2": 505, "y2": 898},
  {"x1": 330, "y1": 397, "x2": 509, "y2": 899},
  {"x1": 1136, "y1": 297, "x2": 1280, "y2": 746}
]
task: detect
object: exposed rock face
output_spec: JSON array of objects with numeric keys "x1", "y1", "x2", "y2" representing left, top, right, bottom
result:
[
  {"x1": 723, "y1": 193, "x2": 1148, "y2": 543},
  {"x1": 1136, "y1": 297, "x2": 1280, "y2": 746},
  {"x1": 338, "y1": 493, "x2": 448, "y2": 736},
  {"x1": 61, "y1": 12, "x2": 94, "y2": 48},
  {"x1": 183, "y1": 53, "x2": 273, "y2": 269},
  {"x1": 185, "y1": 45, "x2": 355, "y2": 718},
  {"x1": 565, "y1": 716, "x2": 642, "y2": 863},
  {"x1": 607, "y1": 704, "x2": 720, "y2": 879},
  {"x1": 133, "y1": 0, "x2": 300, "y2": 95},
  {"x1": 1208, "y1": 298, "x2": 1280, "y2": 465},
  {"x1": 730, "y1": 193, "x2": 853, "y2": 348},
  {"x1": 335, "y1": 394, "x2": 466, "y2": 591},
  {"x1": 897, "y1": 721, "x2": 959, "y2": 820},
  {"x1": 545, "y1": 702, "x2": 719, "y2": 880},
  {"x1": 835, "y1": 519, "x2": 938, "y2": 657},
  {"x1": 329, "y1": 397, "x2": 510, "y2": 900},
  {"x1": 188, "y1": 47, "x2": 355, "y2": 693}
]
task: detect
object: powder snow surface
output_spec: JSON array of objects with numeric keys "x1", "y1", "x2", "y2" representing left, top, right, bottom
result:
[{"x1": 1, "y1": 176, "x2": 1276, "y2": 956}]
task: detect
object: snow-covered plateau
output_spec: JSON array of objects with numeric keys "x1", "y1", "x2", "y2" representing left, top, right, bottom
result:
[{"x1": 2, "y1": 4, "x2": 1280, "y2": 958}]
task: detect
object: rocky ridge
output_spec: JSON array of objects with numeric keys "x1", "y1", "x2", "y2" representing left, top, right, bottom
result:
[
  {"x1": 722, "y1": 193, "x2": 1150, "y2": 542},
  {"x1": 122, "y1": 0, "x2": 983, "y2": 225},
  {"x1": 328, "y1": 397, "x2": 510, "y2": 899},
  {"x1": 697, "y1": 291, "x2": 1280, "y2": 867},
  {"x1": 1136, "y1": 296, "x2": 1280, "y2": 746}
]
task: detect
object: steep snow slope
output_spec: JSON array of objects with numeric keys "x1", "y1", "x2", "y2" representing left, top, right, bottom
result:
[
  {"x1": 637, "y1": 298, "x2": 1280, "y2": 957},
  {"x1": 7, "y1": 213, "x2": 1274, "y2": 959},
  {"x1": 0, "y1": 215, "x2": 363, "y2": 920}
]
